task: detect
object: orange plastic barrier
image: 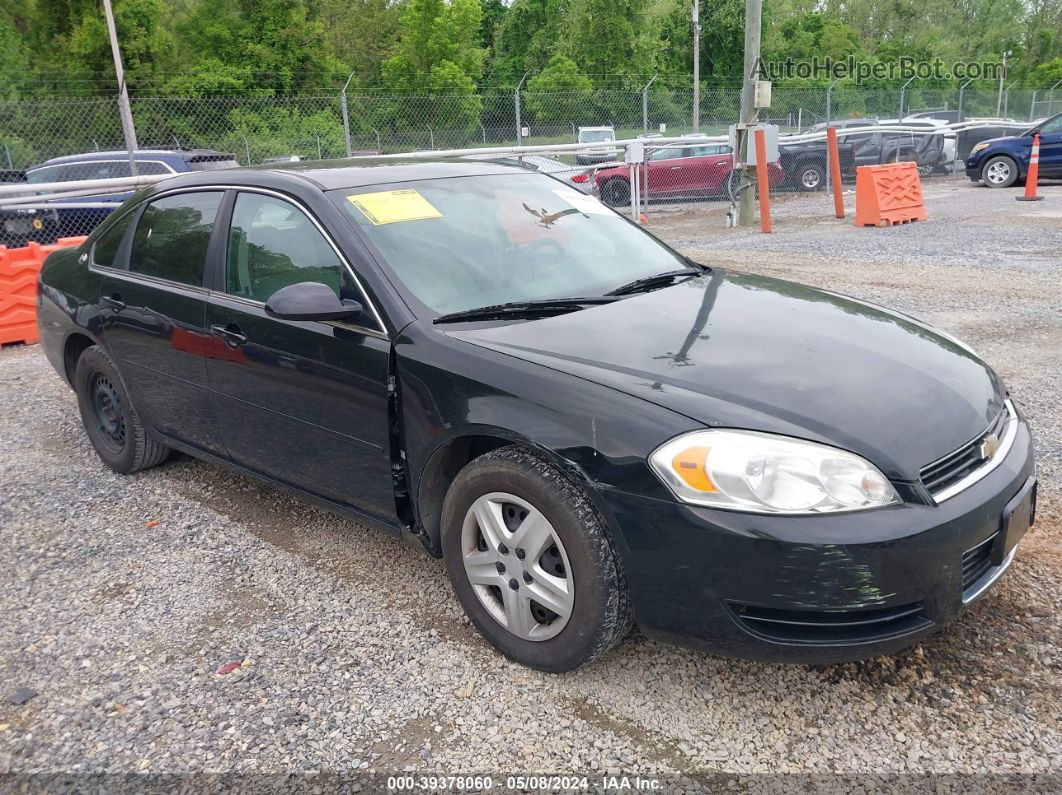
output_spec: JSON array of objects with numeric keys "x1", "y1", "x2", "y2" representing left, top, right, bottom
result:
[
  {"x1": 0, "y1": 237, "x2": 87, "y2": 346},
  {"x1": 854, "y1": 162, "x2": 927, "y2": 228}
]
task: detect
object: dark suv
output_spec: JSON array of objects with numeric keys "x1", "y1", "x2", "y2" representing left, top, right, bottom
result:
[
  {"x1": 1, "y1": 170, "x2": 61, "y2": 248},
  {"x1": 25, "y1": 149, "x2": 238, "y2": 238}
]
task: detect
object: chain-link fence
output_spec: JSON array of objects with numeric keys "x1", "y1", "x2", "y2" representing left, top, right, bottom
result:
[
  {"x1": 0, "y1": 82, "x2": 1052, "y2": 245},
  {"x1": 1, "y1": 84, "x2": 1051, "y2": 171}
]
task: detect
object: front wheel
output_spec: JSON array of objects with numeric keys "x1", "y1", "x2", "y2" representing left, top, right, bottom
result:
[
  {"x1": 981, "y1": 155, "x2": 1019, "y2": 188},
  {"x1": 441, "y1": 447, "x2": 632, "y2": 672}
]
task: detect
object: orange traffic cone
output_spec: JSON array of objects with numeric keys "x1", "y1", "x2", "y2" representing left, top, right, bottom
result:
[{"x1": 1016, "y1": 133, "x2": 1044, "y2": 202}]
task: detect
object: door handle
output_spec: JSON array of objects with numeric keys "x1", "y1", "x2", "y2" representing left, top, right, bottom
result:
[
  {"x1": 210, "y1": 323, "x2": 248, "y2": 348},
  {"x1": 101, "y1": 294, "x2": 125, "y2": 311}
]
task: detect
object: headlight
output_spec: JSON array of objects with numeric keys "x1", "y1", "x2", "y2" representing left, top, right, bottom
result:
[
  {"x1": 649, "y1": 430, "x2": 900, "y2": 514},
  {"x1": 970, "y1": 142, "x2": 989, "y2": 155}
]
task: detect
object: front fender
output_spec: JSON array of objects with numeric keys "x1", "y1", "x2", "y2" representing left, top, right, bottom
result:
[{"x1": 394, "y1": 323, "x2": 699, "y2": 551}]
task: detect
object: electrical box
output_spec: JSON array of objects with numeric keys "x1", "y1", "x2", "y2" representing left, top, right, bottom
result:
[
  {"x1": 728, "y1": 124, "x2": 780, "y2": 166},
  {"x1": 625, "y1": 140, "x2": 645, "y2": 164},
  {"x1": 754, "y1": 81, "x2": 772, "y2": 109}
]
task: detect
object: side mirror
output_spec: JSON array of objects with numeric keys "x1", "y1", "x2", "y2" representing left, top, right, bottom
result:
[{"x1": 264, "y1": 281, "x2": 362, "y2": 322}]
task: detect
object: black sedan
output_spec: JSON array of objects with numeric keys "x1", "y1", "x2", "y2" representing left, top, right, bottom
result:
[{"x1": 36, "y1": 160, "x2": 1036, "y2": 672}]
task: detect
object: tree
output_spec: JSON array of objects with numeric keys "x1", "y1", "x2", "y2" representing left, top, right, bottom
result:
[
  {"x1": 487, "y1": 0, "x2": 563, "y2": 87},
  {"x1": 559, "y1": 0, "x2": 657, "y2": 81},
  {"x1": 318, "y1": 0, "x2": 405, "y2": 88},
  {"x1": 61, "y1": 0, "x2": 178, "y2": 93},
  {"x1": 0, "y1": 10, "x2": 32, "y2": 100},
  {"x1": 525, "y1": 55, "x2": 593, "y2": 122},
  {"x1": 381, "y1": 0, "x2": 487, "y2": 132},
  {"x1": 165, "y1": 0, "x2": 344, "y2": 94}
]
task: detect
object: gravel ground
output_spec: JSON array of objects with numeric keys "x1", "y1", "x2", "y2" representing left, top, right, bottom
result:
[{"x1": 1, "y1": 180, "x2": 1060, "y2": 792}]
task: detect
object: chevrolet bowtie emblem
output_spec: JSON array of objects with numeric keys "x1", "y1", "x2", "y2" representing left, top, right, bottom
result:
[{"x1": 979, "y1": 433, "x2": 1000, "y2": 461}]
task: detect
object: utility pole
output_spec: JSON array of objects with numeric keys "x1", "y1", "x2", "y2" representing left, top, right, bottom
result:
[
  {"x1": 738, "y1": 0, "x2": 762, "y2": 227},
  {"x1": 692, "y1": 0, "x2": 700, "y2": 132},
  {"x1": 103, "y1": 0, "x2": 138, "y2": 175},
  {"x1": 341, "y1": 69, "x2": 357, "y2": 157},
  {"x1": 515, "y1": 71, "x2": 529, "y2": 145},
  {"x1": 996, "y1": 51, "x2": 1009, "y2": 117}
]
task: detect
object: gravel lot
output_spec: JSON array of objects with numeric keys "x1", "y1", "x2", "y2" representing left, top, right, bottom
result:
[{"x1": 1, "y1": 180, "x2": 1060, "y2": 791}]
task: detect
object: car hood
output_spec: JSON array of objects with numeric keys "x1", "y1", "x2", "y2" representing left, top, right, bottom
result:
[
  {"x1": 977, "y1": 135, "x2": 1023, "y2": 147},
  {"x1": 446, "y1": 270, "x2": 1004, "y2": 480}
]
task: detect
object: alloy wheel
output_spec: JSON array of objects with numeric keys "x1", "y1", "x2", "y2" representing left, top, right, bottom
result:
[
  {"x1": 460, "y1": 492, "x2": 574, "y2": 641},
  {"x1": 801, "y1": 168, "x2": 822, "y2": 190},
  {"x1": 985, "y1": 160, "x2": 1011, "y2": 185}
]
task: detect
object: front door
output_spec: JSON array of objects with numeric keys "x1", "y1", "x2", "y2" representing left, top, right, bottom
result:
[
  {"x1": 204, "y1": 190, "x2": 396, "y2": 523},
  {"x1": 1034, "y1": 114, "x2": 1062, "y2": 176},
  {"x1": 96, "y1": 190, "x2": 227, "y2": 455}
]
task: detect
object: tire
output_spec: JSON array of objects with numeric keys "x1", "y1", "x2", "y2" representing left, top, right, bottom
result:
[
  {"x1": 795, "y1": 162, "x2": 825, "y2": 192},
  {"x1": 981, "y1": 155, "x2": 1019, "y2": 188},
  {"x1": 440, "y1": 446, "x2": 632, "y2": 672},
  {"x1": 74, "y1": 345, "x2": 171, "y2": 474},
  {"x1": 599, "y1": 178, "x2": 630, "y2": 208}
]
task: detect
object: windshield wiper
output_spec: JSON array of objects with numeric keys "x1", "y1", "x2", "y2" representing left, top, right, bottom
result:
[
  {"x1": 433, "y1": 297, "x2": 619, "y2": 324},
  {"x1": 605, "y1": 267, "x2": 705, "y2": 297}
]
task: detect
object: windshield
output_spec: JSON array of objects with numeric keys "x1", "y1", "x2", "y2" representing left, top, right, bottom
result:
[
  {"x1": 579, "y1": 131, "x2": 614, "y2": 143},
  {"x1": 334, "y1": 174, "x2": 687, "y2": 316}
]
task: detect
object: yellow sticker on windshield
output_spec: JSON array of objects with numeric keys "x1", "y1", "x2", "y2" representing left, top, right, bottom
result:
[{"x1": 347, "y1": 189, "x2": 442, "y2": 225}]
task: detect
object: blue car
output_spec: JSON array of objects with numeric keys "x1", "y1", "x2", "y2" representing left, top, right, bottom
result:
[
  {"x1": 965, "y1": 111, "x2": 1062, "y2": 188},
  {"x1": 25, "y1": 149, "x2": 239, "y2": 237}
]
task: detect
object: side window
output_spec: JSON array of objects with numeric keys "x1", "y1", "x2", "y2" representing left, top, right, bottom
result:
[
  {"x1": 92, "y1": 213, "x2": 135, "y2": 268},
  {"x1": 58, "y1": 161, "x2": 130, "y2": 181},
  {"x1": 128, "y1": 192, "x2": 222, "y2": 286},
  {"x1": 135, "y1": 162, "x2": 171, "y2": 176},
  {"x1": 226, "y1": 192, "x2": 357, "y2": 306},
  {"x1": 1040, "y1": 116, "x2": 1062, "y2": 135},
  {"x1": 25, "y1": 165, "x2": 62, "y2": 184}
]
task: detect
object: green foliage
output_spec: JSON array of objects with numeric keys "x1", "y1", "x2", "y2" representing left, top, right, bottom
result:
[
  {"x1": 164, "y1": 0, "x2": 343, "y2": 94},
  {"x1": 63, "y1": 0, "x2": 177, "y2": 93},
  {"x1": 526, "y1": 56, "x2": 593, "y2": 121},
  {"x1": 0, "y1": 11, "x2": 32, "y2": 100}
]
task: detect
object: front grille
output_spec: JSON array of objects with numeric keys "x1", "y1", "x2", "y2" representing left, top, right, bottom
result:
[
  {"x1": 962, "y1": 533, "x2": 997, "y2": 592},
  {"x1": 920, "y1": 407, "x2": 1010, "y2": 497},
  {"x1": 729, "y1": 602, "x2": 932, "y2": 645}
]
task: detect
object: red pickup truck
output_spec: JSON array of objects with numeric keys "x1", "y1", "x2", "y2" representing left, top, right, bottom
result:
[{"x1": 593, "y1": 143, "x2": 785, "y2": 206}]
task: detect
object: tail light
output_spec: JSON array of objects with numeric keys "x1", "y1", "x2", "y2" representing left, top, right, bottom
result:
[{"x1": 571, "y1": 174, "x2": 589, "y2": 183}]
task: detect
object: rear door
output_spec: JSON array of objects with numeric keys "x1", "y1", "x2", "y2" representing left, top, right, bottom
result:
[
  {"x1": 204, "y1": 189, "x2": 397, "y2": 523},
  {"x1": 96, "y1": 190, "x2": 227, "y2": 455},
  {"x1": 646, "y1": 148, "x2": 686, "y2": 195}
]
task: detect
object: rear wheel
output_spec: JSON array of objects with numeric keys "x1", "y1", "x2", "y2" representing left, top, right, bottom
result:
[
  {"x1": 600, "y1": 178, "x2": 630, "y2": 207},
  {"x1": 796, "y1": 162, "x2": 825, "y2": 191},
  {"x1": 74, "y1": 345, "x2": 170, "y2": 474},
  {"x1": 981, "y1": 155, "x2": 1019, "y2": 188},
  {"x1": 441, "y1": 447, "x2": 631, "y2": 672}
]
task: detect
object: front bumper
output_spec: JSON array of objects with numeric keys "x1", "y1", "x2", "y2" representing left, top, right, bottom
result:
[{"x1": 601, "y1": 417, "x2": 1035, "y2": 663}]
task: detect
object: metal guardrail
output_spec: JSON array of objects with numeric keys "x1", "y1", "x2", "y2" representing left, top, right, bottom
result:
[{"x1": 0, "y1": 118, "x2": 1040, "y2": 233}]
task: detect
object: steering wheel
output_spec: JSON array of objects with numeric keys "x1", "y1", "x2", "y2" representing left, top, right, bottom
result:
[{"x1": 508, "y1": 238, "x2": 567, "y2": 285}]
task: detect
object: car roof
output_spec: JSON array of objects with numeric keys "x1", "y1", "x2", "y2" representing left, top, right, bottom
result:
[
  {"x1": 148, "y1": 157, "x2": 534, "y2": 193},
  {"x1": 29, "y1": 149, "x2": 233, "y2": 167}
]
